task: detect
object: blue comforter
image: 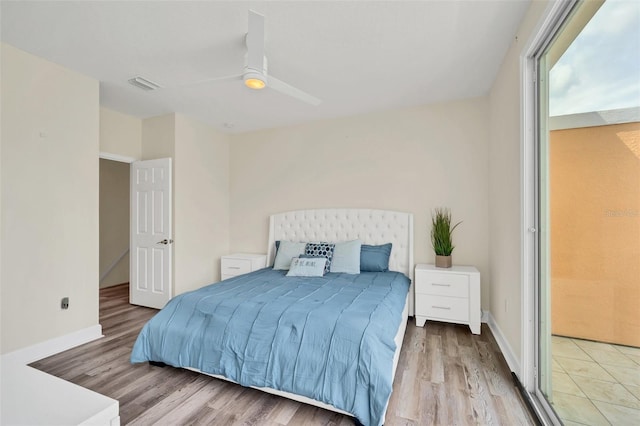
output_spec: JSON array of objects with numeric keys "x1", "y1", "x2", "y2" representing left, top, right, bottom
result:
[{"x1": 131, "y1": 268, "x2": 410, "y2": 426}]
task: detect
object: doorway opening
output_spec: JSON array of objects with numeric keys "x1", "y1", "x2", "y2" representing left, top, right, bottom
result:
[{"x1": 99, "y1": 157, "x2": 131, "y2": 299}]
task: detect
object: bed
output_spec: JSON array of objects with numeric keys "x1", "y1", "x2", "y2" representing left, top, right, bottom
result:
[{"x1": 131, "y1": 209, "x2": 414, "y2": 426}]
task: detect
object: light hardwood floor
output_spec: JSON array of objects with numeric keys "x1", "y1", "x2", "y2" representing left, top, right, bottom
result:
[{"x1": 31, "y1": 284, "x2": 535, "y2": 425}]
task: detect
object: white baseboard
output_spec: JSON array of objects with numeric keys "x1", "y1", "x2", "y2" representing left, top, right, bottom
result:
[
  {"x1": 487, "y1": 311, "x2": 521, "y2": 376},
  {"x1": 481, "y1": 310, "x2": 489, "y2": 323},
  {"x1": 2, "y1": 324, "x2": 103, "y2": 366}
]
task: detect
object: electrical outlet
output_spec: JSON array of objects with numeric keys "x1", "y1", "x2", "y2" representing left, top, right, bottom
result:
[{"x1": 61, "y1": 297, "x2": 69, "y2": 310}]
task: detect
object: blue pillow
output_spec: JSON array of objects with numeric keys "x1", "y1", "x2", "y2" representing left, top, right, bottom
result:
[
  {"x1": 360, "y1": 243, "x2": 392, "y2": 272},
  {"x1": 273, "y1": 241, "x2": 306, "y2": 270},
  {"x1": 330, "y1": 239, "x2": 362, "y2": 274}
]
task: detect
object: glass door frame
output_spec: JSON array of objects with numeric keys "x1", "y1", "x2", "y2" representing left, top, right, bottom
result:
[{"x1": 520, "y1": 0, "x2": 581, "y2": 423}]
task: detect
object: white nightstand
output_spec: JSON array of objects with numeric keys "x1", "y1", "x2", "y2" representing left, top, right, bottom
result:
[
  {"x1": 414, "y1": 264, "x2": 481, "y2": 334},
  {"x1": 221, "y1": 253, "x2": 267, "y2": 280}
]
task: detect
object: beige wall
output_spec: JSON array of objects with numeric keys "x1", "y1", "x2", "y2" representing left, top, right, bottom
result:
[
  {"x1": 142, "y1": 114, "x2": 176, "y2": 161},
  {"x1": 98, "y1": 109, "x2": 141, "y2": 289},
  {"x1": 100, "y1": 107, "x2": 142, "y2": 160},
  {"x1": 99, "y1": 159, "x2": 130, "y2": 288},
  {"x1": 229, "y1": 99, "x2": 492, "y2": 308},
  {"x1": 174, "y1": 114, "x2": 230, "y2": 294},
  {"x1": 141, "y1": 113, "x2": 230, "y2": 296},
  {"x1": 550, "y1": 122, "x2": 640, "y2": 346},
  {"x1": 1, "y1": 43, "x2": 99, "y2": 354},
  {"x1": 488, "y1": 1, "x2": 549, "y2": 361}
]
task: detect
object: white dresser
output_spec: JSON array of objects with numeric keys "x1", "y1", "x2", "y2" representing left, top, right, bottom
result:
[
  {"x1": 221, "y1": 253, "x2": 267, "y2": 280},
  {"x1": 414, "y1": 264, "x2": 481, "y2": 334}
]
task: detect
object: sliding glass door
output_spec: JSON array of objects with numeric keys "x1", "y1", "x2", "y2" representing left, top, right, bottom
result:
[
  {"x1": 532, "y1": 1, "x2": 640, "y2": 424},
  {"x1": 537, "y1": 50, "x2": 553, "y2": 405}
]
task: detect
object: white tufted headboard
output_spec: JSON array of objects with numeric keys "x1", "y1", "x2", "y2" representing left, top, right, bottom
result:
[{"x1": 267, "y1": 209, "x2": 414, "y2": 314}]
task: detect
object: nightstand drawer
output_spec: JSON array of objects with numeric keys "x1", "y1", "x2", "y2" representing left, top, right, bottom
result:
[
  {"x1": 416, "y1": 294, "x2": 469, "y2": 322},
  {"x1": 220, "y1": 254, "x2": 267, "y2": 281},
  {"x1": 221, "y1": 258, "x2": 252, "y2": 275},
  {"x1": 415, "y1": 271, "x2": 469, "y2": 297}
]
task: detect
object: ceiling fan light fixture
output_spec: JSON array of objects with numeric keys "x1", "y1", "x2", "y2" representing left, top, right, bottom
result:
[{"x1": 243, "y1": 71, "x2": 266, "y2": 90}]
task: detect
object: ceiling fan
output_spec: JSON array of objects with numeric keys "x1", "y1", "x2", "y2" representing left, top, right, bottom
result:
[{"x1": 132, "y1": 10, "x2": 322, "y2": 106}]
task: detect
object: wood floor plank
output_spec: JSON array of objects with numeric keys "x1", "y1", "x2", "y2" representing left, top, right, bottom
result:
[
  {"x1": 120, "y1": 368, "x2": 204, "y2": 412},
  {"x1": 460, "y1": 345, "x2": 501, "y2": 425},
  {"x1": 208, "y1": 381, "x2": 249, "y2": 411},
  {"x1": 180, "y1": 406, "x2": 221, "y2": 426},
  {"x1": 424, "y1": 334, "x2": 444, "y2": 383},
  {"x1": 286, "y1": 403, "x2": 345, "y2": 426},
  {"x1": 395, "y1": 351, "x2": 421, "y2": 420},
  {"x1": 453, "y1": 323, "x2": 474, "y2": 347},
  {"x1": 147, "y1": 376, "x2": 232, "y2": 425},
  {"x1": 443, "y1": 323, "x2": 461, "y2": 357},
  {"x1": 128, "y1": 376, "x2": 210, "y2": 426},
  {"x1": 236, "y1": 392, "x2": 280, "y2": 425},
  {"x1": 442, "y1": 352, "x2": 468, "y2": 391},
  {"x1": 476, "y1": 340, "x2": 514, "y2": 397},
  {"x1": 492, "y1": 393, "x2": 533, "y2": 425},
  {"x1": 30, "y1": 284, "x2": 535, "y2": 425},
  {"x1": 266, "y1": 397, "x2": 303, "y2": 425},
  {"x1": 386, "y1": 417, "x2": 418, "y2": 426},
  {"x1": 204, "y1": 409, "x2": 242, "y2": 426},
  {"x1": 415, "y1": 380, "x2": 438, "y2": 425}
]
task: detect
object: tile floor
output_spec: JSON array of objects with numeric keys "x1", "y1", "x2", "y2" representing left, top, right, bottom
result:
[{"x1": 550, "y1": 336, "x2": 640, "y2": 425}]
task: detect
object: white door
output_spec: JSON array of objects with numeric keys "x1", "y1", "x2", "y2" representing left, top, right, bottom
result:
[{"x1": 130, "y1": 158, "x2": 172, "y2": 309}]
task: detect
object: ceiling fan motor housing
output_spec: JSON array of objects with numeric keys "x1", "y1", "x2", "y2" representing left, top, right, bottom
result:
[{"x1": 243, "y1": 52, "x2": 268, "y2": 89}]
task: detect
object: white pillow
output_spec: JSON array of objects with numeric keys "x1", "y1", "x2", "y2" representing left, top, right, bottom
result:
[
  {"x1": 273, "y1": 241, "x2": 306, "y2": 270},
  {"x1": 330, "y1": 239, "x2": 362, "y2": 274},
  {"x1": 286, "y1": 257, "x2": 327, "y2": 277}
]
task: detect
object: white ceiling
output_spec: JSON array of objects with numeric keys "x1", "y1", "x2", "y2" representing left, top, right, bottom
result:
[{"x1": 1, "y1": 1, "x2": 530, "y2": 134}]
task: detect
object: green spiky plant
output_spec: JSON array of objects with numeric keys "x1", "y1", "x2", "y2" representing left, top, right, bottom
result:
[{"x1": 430, "y1": 208, "x2": 462, "y2": 256}]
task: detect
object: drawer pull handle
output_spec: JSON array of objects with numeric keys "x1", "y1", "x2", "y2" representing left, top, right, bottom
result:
[
  {"x1": 432, "y1": 305, "x2": 451, "y2": 310},
  {"x1": 227, "y1": 266, "x2": 241, "y2": 269},
  {"x1": 432, "y1": 283, "x2": 451, "y2": 287}
]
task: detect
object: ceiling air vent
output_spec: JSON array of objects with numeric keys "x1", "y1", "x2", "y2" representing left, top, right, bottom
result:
[{"x1": 128, "y1": 76, "x2": 161, "y2": 91}]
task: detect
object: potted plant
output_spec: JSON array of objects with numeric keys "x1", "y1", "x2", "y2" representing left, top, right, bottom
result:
[{"x1": 430, "y1": 208, "x2": 461, "y2": 268}]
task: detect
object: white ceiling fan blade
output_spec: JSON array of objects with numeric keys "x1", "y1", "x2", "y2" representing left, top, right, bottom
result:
[
  {"x1": 246, "y1": 10, "x2": 265, "y2": 72},
  {"x1": 268, "y1": 75, "x2": 322, "y2": 106}
]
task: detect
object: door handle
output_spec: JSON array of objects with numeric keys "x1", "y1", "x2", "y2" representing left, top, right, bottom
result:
[{"x1": 157, "y1": 239, "x2": 173, "y2": 245}]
